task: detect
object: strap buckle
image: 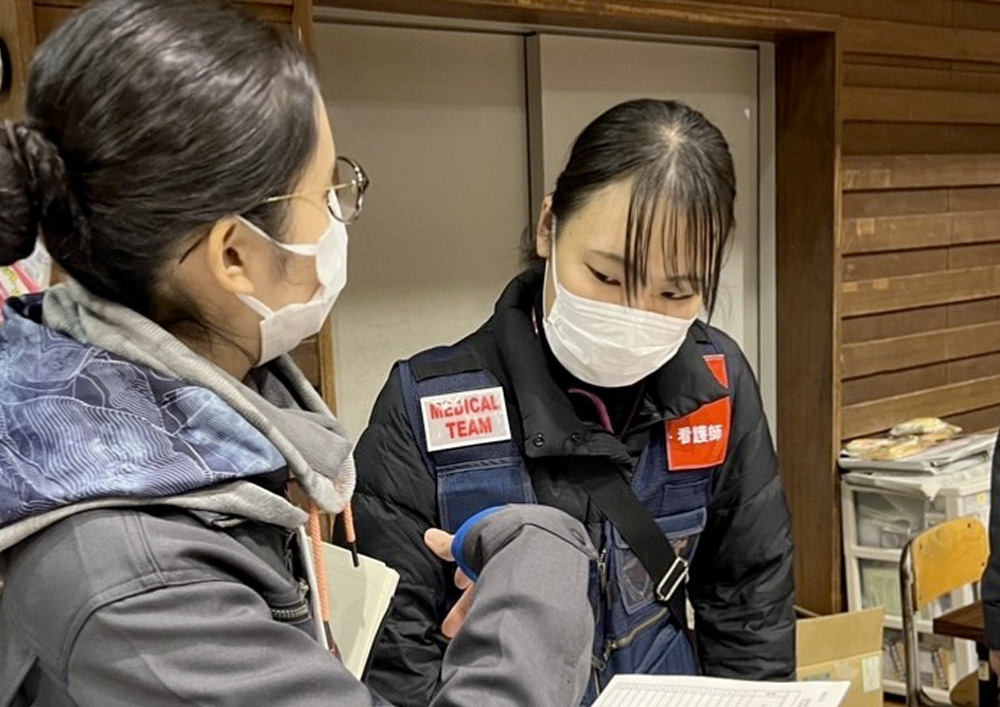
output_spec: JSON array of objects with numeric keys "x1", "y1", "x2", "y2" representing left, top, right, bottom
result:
[{"x1": 655, "y1": 556, "x2": 689, "y2": 603}]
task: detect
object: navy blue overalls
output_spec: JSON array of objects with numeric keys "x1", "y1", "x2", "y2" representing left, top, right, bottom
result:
[{"x1": 397, "y1": 336, "x2": 732, "y2": 703}]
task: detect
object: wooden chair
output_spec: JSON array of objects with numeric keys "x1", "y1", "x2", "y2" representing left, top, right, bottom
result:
[{"x1": 900, "y1": 517, "x2": 989, "y2": 707}]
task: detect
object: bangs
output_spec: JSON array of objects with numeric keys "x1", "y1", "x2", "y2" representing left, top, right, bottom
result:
[{"x1": 622, "y1": 157, "x2": 734, "y2": 316}]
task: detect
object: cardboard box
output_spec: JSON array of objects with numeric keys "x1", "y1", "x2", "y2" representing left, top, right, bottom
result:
[{"x1": 797, "y1": 607, "x2": 885, "y2": 707}]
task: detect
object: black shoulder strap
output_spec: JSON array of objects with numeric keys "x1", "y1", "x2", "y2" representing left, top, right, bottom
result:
[
  {"x1": 409, "y1": 350, "x2": 483, "y2": 382},
  {"x1": 558, "y1": 457, "x2": 691, "y2": 639}
]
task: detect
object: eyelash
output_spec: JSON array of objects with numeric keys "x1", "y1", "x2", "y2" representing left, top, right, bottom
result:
[
  {"x1": 586, "y1": 265, "x2": 696, "y2": 301},
  {"x1": 587, "y1": 265, "x2": 622, "y2": 287}
]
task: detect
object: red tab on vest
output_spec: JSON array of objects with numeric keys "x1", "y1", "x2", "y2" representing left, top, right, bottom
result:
[
  {"x1": 666, "y1": 354, "x2": 732, "y2": 471},
  {"x1": 703, "y1": 354, "x2": 729, "y2": 388}
]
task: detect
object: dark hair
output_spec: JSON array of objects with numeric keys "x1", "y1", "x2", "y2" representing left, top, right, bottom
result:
[
  {"x1": 0, "y1": 0, "x2": 319, "y2": 316},
  {"x1": 528, "y1": 99, "x2": 736, "y2": 316}
]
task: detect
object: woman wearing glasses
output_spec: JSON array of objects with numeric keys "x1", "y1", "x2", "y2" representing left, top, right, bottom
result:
[{"x1": 0, "y1": 1, "x2": 595, "y2": 705}]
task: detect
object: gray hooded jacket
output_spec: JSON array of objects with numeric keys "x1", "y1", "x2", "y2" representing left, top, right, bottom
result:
[{"x1": 0, "y1": 282, "x2": 596, "y2": 707}]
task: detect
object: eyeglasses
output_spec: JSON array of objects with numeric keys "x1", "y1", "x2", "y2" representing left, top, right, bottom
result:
[{"x1": 264, "y1": 155, "x2": 369, "y2": 224}]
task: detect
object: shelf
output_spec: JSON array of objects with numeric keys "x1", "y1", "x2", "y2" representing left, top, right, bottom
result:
[
  {"x1": 883, "y1": 679, "x2": 951, "y2": 702},
  {"x1": 847, "y1": 545, "x2": 903, "y2": 561},
  {"x1": 882, "y1": 615, "x2": 935, "y2": 633}
]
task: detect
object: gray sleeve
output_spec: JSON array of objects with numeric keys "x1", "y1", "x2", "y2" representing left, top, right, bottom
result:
[
  {"x1": 66, "y1": 506, "x2": 595, "y2": 707},
  {"x1": 434, "y1": 505, "x2": 597, "y2": 707}
]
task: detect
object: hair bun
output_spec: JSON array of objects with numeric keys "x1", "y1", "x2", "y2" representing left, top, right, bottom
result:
[{"x1": 0, "y1": 120, "x2": 72, "y2": 266}]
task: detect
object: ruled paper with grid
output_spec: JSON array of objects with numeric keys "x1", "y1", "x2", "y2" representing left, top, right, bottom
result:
[{"x1": 593, "y1": 676, "x2": 850, "y2": 707}]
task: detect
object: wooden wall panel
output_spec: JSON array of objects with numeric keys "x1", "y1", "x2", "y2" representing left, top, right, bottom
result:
[
  {"x1": 952, "y1": 185, "x2": 1000, "y2": 210},
  {"x1": 948, "y1": 404, "x2": 1000, "y2": 434},
  {"x1": 953, "y1": 1, "x2": 1000, "y2": 32},
  {"x1": 948, "y1": 296, "x2": 1000, "y2": 326},
  {"x1": 695, "y1": 0, "x2": 769, "y2": 6},
  {"x1": 841, "y1": 265, "x2": 1000, "y2": 316},
  {"x1": 841, "y1": 249, "x2": 947, "y2": 281},
  {"x1": 842, "y1": 86, "x2": 1000, "y2": 124},
  {"x1": 842, "y1": 307, "x2": 947, "y2": 343},
  {"x1": 843, "y1": 64, "x2": 950, "y2": 91},
  {"x1": 843, "y1": 351, "x2": 1000, "y2": 406},
  {"x1": 841, "y1": 214, "x2": 952, "y2": 253},
  {"x1": 844, "y1": 55, "x2": 1000, "y2": 92},
  {"x1": 842, "y1": 321, "x2": 1000, "y2": 378},
  {"x1": 842, "y1": 364, "x2": 947, "y2": 406},
  {"x1": 839, "y1": 31, "x2": 1000, "y2": 443},
  {"x1": 844, "y1": 123, "x2": 1000, "y2": 155},
  {"x1": 774, "y1": 0, "x2": 949, "y2": 26},
  {"x1": 843, "y1": 241, "x2": 1000, "y2": 276},
  {"x1": 842, "y1": 375, "x2": 1000, "y2": 439},
  {"x1": 842, "y1": 188, "x2": 948, "y2": 218},
  {"x1": 841, "y1": 19, "x2": 1000, "y2": 63},
  {"x1": 843, "y1": 154, "x2": 1000, "y2": 190}
]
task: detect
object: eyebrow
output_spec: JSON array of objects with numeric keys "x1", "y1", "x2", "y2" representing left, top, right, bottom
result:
[
  {"x1": 588, "y1": 250, "x2": 699, "y2": 288},
  {"x1": 589, "y1": 249, "x2": 626, "y2": 264},
  {"x1": 661, "y1": 274, "x2": 702, "y2": 289}
]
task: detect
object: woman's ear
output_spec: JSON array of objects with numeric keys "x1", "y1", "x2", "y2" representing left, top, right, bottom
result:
[
  {"x1": 535, "y1": 195, "x2": 554, "y2": 259},
  {"x1": 203, "y1": 217, "x2": 259, "y2": 296}
]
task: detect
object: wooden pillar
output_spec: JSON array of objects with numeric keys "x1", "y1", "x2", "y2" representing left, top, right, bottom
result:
[
  {"x1": 775, "y1": 31, "x2": 842, "y2": 614},
  {"x1": 289, "y1": 0, "x2": 339, "y2": 416}
]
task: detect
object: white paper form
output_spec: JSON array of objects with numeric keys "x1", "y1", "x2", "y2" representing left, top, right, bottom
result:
[{"x1": 592, "y1": 676, "x2": 850, "y2": 707}]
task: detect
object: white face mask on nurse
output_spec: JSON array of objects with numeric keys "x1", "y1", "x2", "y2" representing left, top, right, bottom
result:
[{"x1": 536, "y1": 179, "x2": 715, "y2": 389}]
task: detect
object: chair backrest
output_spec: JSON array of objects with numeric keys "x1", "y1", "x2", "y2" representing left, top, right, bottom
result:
[
  {"x1": 899, "y1": 516, "x2": 988, "y2": 707},
  {"x1": 908, "y1": 517, "x2": 988, "y2": 610}
]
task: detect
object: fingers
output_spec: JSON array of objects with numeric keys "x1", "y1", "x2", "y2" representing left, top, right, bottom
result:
[
  {"x1": 442, "y1": 586, "x2": 475, "y2": 639},
  {"x1": 424, "y1": 528, "x2": 454, "y2": 562},
  {"x1": 454, "y1": 568, "x2": 473, "y2": 590},
  {"x1": 424, "y1": 528, "x2": 476, "y2": 640},
  {"x1": 990, "y1": 649, "x2": 1000, "y2": 677}
]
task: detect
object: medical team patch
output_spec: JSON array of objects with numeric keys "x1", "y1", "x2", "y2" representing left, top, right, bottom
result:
[
  {"x1": 666, "y1": 354, "x2": 732, "y2": 471},
  {"x1": 420, "y1": 386, "x2": 512, "y2": 453}
]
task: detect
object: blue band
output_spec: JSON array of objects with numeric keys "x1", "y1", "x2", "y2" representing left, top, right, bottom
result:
[{"x1": 451, "y1": 506, "x2": 503, "y2": 583}]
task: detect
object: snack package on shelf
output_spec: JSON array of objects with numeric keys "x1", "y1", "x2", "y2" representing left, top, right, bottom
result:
[
  {"x1": 840, "y1": 417, "x2": 995, "y2": 474},
  {"x1": 890, "y1": 418, "x2": 961, "y2": 441}
]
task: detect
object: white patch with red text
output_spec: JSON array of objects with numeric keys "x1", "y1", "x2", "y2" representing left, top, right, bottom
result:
[{"x1": 421, "y1": 387, "x2": 512, "y2": 452}]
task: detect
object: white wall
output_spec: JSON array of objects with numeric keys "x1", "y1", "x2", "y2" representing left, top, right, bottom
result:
[
  {"x1": 529, "y1": 35, "x2": 760, "y2": 369},
  {"x1": 315, "y1": 23, "x2": 528, "y2": 435}
]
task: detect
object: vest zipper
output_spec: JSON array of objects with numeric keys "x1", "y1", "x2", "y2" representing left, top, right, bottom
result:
[
  {"x1": 591, "y1": 668, "x2": 603, "y2": 697},
  {"x1": 598, "y1": 547, "x2": 608, "y2": 594},
  {"x1": 602, "y1": 606, "x2": 670, "y2": 659}
]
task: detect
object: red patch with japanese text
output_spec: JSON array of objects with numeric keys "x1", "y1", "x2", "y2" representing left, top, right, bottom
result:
[{"x1": 666, "y1": 354, "x2": 732, "y2": 471}]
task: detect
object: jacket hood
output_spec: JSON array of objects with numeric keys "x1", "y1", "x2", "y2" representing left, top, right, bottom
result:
[{"x1": 0, "y1": 295, "x2": 287, "y2": 529}]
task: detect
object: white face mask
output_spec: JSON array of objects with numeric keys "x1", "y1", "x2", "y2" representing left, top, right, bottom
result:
[
  {"x1": 236, "y1": 214, "x2": 348, "y2": 366},
  {"x1": 542, "y1": 221, "x2": 697, "y2": 388}
]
